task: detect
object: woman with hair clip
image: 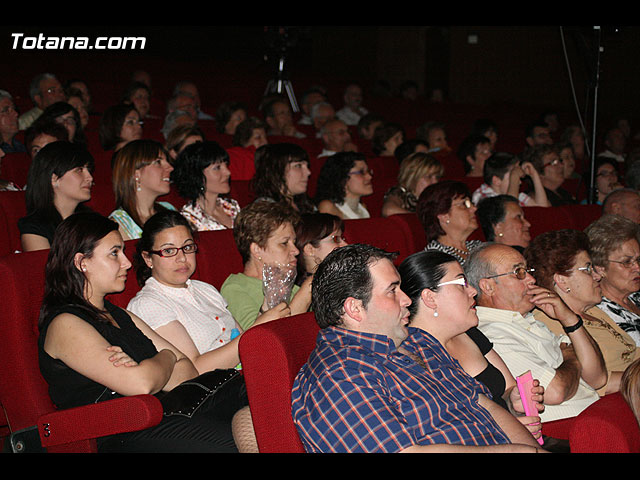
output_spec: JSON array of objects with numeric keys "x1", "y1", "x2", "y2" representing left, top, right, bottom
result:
[
  {"x1": 251, "y1": 142, "x2": 316, "y2": 213},
  {"x1": 171, "y1": 141, "x2": 241, "y2": 231},
  {"x1": 315, "y1": 151, "x2": 373, "y2": 219},
  {"x1": 398, "y1": 250, "x2": 545, "y2": 443},
  {"x1": 18, "y1": 141, "x2": 94, "y2": 251},
  {"x1": 109, "y1": 139, "x2": 176, "y2": 240},
  {"x1": 38, "y1": 212, "x2": 250, "y2": 452},
  {"x1": 294, "y1": 212, "x2": 348, "y2": 285}
]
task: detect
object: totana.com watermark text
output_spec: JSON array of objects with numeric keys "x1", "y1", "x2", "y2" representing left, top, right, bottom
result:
[{"x1": 11, "y1": 33, "x2": 146, "y2": 50}]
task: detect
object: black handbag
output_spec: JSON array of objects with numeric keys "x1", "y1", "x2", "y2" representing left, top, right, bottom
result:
[{"x1": 158, "y1": 368, "x2": 241, "y2": 418}]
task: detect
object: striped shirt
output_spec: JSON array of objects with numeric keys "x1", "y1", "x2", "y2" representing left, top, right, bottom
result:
[{"x1": 291, "y1": 326, "x2": 511, "y2": 453}]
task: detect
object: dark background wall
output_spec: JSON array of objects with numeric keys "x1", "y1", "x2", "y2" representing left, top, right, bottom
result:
[{"x1": 1, "y1": 25, "x2": 637, "y2": 123}]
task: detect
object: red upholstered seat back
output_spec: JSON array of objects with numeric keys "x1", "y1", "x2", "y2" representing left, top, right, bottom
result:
[
  {"x1": 238, "y1": 312, "x2": 319, "y2": 453},
  {"x1": 0, "y1": 250, "x2": 56, "y2": 432},
  {"x1": 569, "y1": 392, "x2": 640, "y2": 453}
]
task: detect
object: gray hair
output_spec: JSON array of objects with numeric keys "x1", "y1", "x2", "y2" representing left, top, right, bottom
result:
[
  {"x1": 161, "y1": 110, "x2": 192, "y2": 139},
  {"x1": 585, "y1": 214, "x2": 640, "y2": 267},
  {"x1": 464, "y1": 242, "x2": 498, "y2": 300},
  {"x1": 0, "y1": 89, "x2": 13, "y2": 102},
  {"x1": 310, "y1": 101, "x2": 334, "y2": 120},
  {"x1": 29, "y1": 73, "x2": 57, "y2": 101}
]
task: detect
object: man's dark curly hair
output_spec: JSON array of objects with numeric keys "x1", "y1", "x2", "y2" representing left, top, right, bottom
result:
[
  {"x1": 171, "y1": 140, "x2": 230, "y2": 204},
  {"x1": 312, "y1": 243, "x2": 397, "y2": 329},
  {"x1": 314, "y1": 151, "x2": 367, "y2": 205}
]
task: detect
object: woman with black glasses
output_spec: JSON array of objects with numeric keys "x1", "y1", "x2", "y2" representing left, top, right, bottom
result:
[
  {"x1": 128, "y1": 209, "x2": 283, "y2": 375},
  {"x1": 525, "y1": 228, "x2": 640, "y2": 396}
]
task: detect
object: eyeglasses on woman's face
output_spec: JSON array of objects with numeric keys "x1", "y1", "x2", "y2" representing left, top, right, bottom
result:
[{"x1": 149, "y1": 243, "x2": 198, "y2": 258}]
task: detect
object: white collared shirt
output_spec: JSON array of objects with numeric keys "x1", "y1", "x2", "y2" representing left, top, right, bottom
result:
[
  {"x1": 476, "y1": 306, "x2": 600, "y2": 422},
  {"x1": 128, "y1": 277, "x2": 238, "y2": 355}
]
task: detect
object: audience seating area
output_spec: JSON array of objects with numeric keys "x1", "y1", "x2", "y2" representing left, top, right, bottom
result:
[{"x1": 1, "y1": 53, "x2": 637, "y2": 453}]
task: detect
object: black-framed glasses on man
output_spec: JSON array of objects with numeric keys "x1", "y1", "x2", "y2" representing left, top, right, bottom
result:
[
  {"x1": 149, "y1": 243, "x2": 198, "y2": 258},
  {"x1": 485, "y1": 266, "x2": 535, "y2": 280}
]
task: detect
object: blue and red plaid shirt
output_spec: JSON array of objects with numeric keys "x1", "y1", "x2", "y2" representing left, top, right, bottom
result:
[{"x1": 291, "y1": 326, "x2": 511, "y2": 453}]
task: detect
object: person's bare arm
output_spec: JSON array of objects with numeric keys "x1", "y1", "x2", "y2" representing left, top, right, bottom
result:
[
  {"x1": 20, "y1": 233, "x2": 50, "y2": 252},
  {"x1": 44, "y1": 313, "x2": 178, "y2": 396},
  {"x1": 529, "y1": 286, "x2": 607, "y2": 391}
]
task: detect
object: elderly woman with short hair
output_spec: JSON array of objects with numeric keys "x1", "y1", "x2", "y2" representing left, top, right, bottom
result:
[
  {"x1": 417, "y1": 180, "x2": 483, "y2": 266},
  {"x1": 586, "y1": 214, "x2": 640, "y2": 347},
  {"x1": 525, "y1": 228, "x2": 638, "y2": 395},
  {"x1": 476, "y1": 194, "x2": 532, "y2": 252}
]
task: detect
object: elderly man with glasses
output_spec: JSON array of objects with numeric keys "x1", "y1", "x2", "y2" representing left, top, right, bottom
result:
[{"x1": 465, "y1": 242, "x2": 607, "y2": 423}]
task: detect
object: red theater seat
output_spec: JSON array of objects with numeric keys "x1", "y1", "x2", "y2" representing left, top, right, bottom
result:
[
  {"x1": 0, "y1": 250, "x2": 162, "y2": 453},
  {"x1": 238, "y1": 312, "x2": 319, "y2": 453}
]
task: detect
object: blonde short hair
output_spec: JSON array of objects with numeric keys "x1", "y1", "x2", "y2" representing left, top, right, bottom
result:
[{"x1": 397, "y1": 152, "x2": 444, "y2": 193}]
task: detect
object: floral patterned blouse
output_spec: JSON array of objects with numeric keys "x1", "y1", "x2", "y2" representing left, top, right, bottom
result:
[
  {"x1": 180, "y1": 197, "x2": 241, "y2": 231},
  {"x1": 596, "y1": 292, "x2": 640, "y2": 347}
]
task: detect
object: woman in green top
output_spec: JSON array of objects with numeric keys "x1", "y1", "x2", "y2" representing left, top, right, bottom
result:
[{"x1": 221, "y1": 200, "x2": 313, "y2": 330}]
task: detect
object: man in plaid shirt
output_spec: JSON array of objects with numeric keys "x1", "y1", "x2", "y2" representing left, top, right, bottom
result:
[{"x1": 291, "y1": 244, "x2": 543, "y2": 453}]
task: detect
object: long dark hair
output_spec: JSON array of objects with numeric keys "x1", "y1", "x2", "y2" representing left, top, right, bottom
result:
[
  {"x1": 25, "y1": 140, "x2": 95, "y2": 224},
  {"x1": 39, "y1": 212, "x2": 120, "y2": 327},
  {"x1": 294, "y1": 212, "x2": 344, "y2": 283},
  {"x1": 251, "y1": 143, "x2": 316, "y2": 213},
  {"x1": 398, "y1": 250, "x2": 458, "y2": 318},
  {"x1": 314, "y1": 151, "x2": 366, "y2": 204},
  {"x1": 134, "y1": 209, "x2": 197, "y2": 287}
]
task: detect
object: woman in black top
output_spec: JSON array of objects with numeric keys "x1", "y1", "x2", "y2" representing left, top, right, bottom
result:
[
  {"x1": 397, "y1": 250, "x2": 544, "y2": 442},
  {"x1": 38, "y1": 212, "x2": 249, "y2": 452},
  {"x1": 18, "y1": 141, "x2": 95, "y2": 252}
]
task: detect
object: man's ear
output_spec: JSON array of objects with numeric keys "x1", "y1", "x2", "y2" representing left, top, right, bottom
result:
[
  {"x1": 342, "y1": 296, "x2": 365, "y2": 325},
  {"x1": 477, "y1": 278, "x2": 494, "y2": 298}
]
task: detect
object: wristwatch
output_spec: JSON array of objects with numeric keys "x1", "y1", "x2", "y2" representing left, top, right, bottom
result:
[{"x1": 562, "y1": 317, "x2": 583, "y2": 334}]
